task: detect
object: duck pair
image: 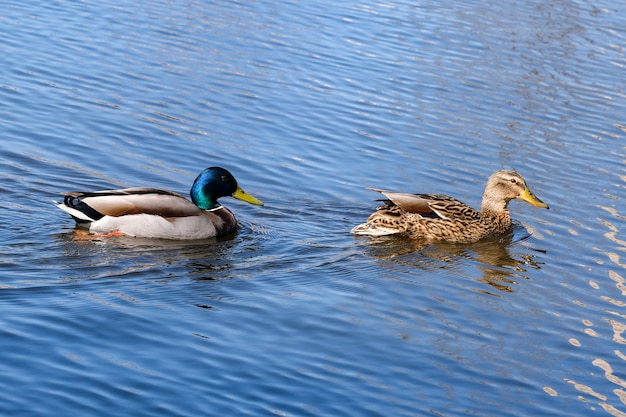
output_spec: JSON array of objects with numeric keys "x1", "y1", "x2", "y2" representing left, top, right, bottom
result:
[{"x1": 57, "y1": 167, "x2": 548, "y2": 243}]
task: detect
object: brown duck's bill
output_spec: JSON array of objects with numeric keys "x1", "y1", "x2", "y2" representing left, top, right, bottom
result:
[
  {"x1": 232, "y1": 186, "x2": 264, "y2": 206},
  {"x1": 519, "y1": 188, "x2": 549, "y2": 209}
]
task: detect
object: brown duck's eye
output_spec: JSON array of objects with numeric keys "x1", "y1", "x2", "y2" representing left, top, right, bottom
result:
[{"x1": 510, "y1": 178, "x2": 518, "y2": 184}]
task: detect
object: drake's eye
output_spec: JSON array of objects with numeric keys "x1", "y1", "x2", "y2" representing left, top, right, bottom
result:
[{"x1": 221, "y1": 175, "x2": 229, "y2": 182}]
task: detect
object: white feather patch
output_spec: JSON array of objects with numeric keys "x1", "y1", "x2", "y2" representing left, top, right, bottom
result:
[
  {"x1": 56, "y1": 202, "x2": 96, "y2": 222},
  {"x1": 89, "y1": 213, "x2": 218, "y2": 240}
]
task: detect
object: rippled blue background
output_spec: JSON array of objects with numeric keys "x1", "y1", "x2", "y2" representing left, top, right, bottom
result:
[{"x1": 1, "y1": 0, "x2": 626, "y2": 416}]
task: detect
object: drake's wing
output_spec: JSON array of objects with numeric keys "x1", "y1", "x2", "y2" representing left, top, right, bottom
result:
[{"x1": 60, "y1": 188, "x2": 203, "y2": 220}]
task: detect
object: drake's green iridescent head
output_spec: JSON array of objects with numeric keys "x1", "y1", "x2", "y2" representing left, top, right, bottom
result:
[{"x1": 190, "y1": 167, "x2": 263, "y2": 210}]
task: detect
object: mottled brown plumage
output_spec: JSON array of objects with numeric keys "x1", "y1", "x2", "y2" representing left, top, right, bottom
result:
[{"x1": 351, "y1": 170, "x2": 548, "y2": 243}]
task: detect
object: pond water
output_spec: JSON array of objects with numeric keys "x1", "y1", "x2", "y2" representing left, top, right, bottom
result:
[{"x1": 1, "y1": 0, "x2": 626, "y2": 416}]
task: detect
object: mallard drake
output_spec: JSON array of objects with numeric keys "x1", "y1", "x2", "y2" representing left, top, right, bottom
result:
[
  {"x1": 56, "y1": 166, "x2": 263, "y2": 240},
  {"x1": 351, "y1": 170, "x2": 548, "y2": 243}
]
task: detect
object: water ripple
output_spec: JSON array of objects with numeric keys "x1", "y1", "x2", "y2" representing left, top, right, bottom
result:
[{"x1": 2, "y1": 0, "x2": 626, "y2": 415}]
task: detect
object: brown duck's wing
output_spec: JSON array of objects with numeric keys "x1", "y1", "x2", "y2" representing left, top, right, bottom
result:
[
  {"x1": 64, "y1": 188, "x2": 203, "y2": 218},
  {"x1": 370, "y1": 189, "x2": 479, "y2": 220}
]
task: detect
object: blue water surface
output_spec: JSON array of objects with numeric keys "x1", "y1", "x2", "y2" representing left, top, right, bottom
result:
[{"x1": 1, "y1": 0, "x2": 626, "y2": 416}]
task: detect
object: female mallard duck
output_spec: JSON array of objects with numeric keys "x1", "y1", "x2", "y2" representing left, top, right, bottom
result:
[
  {"x1": 56, "y1": 166, "x2": 263, "y2": 240},
  {"x1": 351, "y1": 170, "x2": 548, "y2": 243}
]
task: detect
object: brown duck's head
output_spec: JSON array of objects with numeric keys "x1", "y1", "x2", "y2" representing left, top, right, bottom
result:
[{"x1": 482, "y1": 170, "x2": 549, "y2": 211}]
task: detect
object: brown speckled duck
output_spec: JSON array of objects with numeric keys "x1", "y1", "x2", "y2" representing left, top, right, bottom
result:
[{"x1": 351, "y1": 170, "x2": 549, "y2": 243}]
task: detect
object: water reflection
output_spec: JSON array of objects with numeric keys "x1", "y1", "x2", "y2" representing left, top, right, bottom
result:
[
  {"x1": 358, "y1": 224, "x2": 546, "y2": 294},
  {"x1": 54, "y1": 229, "x2": 240, "y2": 280},
  {"x1": 562, "y1": 196, "x2": 626, "y2": 416}
]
